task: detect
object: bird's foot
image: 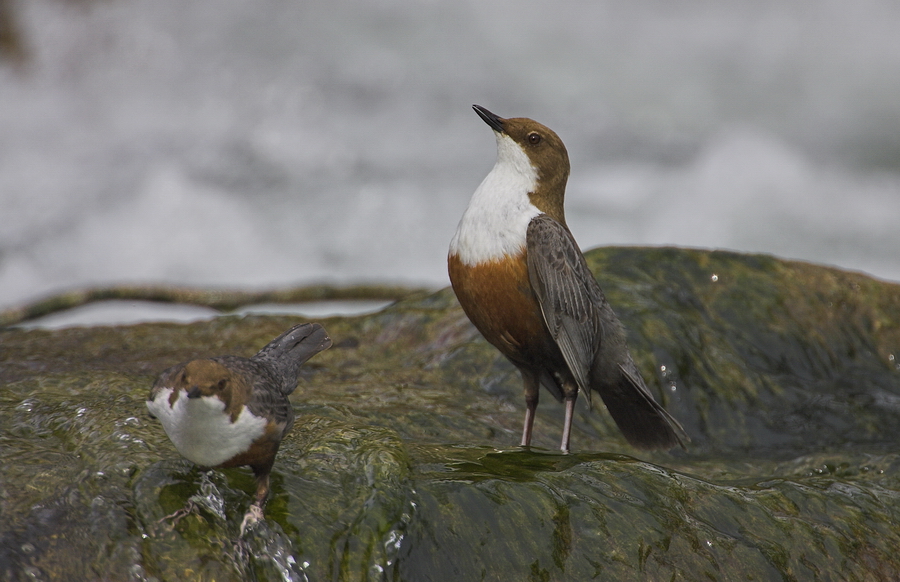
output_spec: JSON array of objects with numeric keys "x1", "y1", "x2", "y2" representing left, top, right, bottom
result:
[{"x1": 239, "y1": 504, "x2": 265, "y2": 537}]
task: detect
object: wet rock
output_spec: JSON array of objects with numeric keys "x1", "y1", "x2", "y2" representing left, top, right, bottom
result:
[{"x1": 1, "y1": 247, "x2": 899, "y2": 581}]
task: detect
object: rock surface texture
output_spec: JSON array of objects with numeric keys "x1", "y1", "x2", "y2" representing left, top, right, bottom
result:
[{"x1": 1, "y1": 247, "x2": 899, "y2": 581}]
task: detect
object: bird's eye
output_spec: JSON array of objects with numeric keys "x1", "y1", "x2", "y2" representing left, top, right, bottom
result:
[{"x1": 527, "y1": 132, "x2": 542, "y2": 145}]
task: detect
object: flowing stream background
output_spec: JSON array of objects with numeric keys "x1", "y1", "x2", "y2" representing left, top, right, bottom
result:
[{"x1": 2, "y1": 0, "x2": 899, "y2": 315}]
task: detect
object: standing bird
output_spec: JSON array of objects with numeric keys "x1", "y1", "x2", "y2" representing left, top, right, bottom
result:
[
  {"x1": 147, "y1": 322, "x2": 332, "y2": 533},
  {"x1": 448, "y1": 105, "x2": 686, "y2": 453}
]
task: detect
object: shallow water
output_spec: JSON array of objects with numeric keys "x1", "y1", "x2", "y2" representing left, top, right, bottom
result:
[{"x1": 12, "y1": 299, "x2": 394, "y2": 330}]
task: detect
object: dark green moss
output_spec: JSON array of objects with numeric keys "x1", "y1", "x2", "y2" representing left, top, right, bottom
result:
[{"x1": 2, "y1": 247, "x2": 900, "y2": 581}]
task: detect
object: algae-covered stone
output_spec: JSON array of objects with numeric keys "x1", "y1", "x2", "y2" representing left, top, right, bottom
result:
[
  {"x1": 1, "y1": 247, "x2": 899, "y2": 581},
  {"x1": 585, "y1": 247, "x2": 900, "y2": 454}
]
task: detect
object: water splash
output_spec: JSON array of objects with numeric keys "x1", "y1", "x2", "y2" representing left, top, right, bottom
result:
[
  {"x1": 191, "y1": 471, "x2": 227, "y2": 521},
  {"x1": 236, "y1": 520, "x2": 310, "y2": 582}
]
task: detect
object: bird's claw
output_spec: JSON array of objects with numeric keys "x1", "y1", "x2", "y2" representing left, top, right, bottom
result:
[{"x1": 239, "y1": 504, "x2": 265, "y2": 537}]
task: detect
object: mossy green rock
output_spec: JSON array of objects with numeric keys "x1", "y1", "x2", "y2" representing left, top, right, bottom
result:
[{"x1": 2, "y1": 247, "x2": 899, "y2": 581}]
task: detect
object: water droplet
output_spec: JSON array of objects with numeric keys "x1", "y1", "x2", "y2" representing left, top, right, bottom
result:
[
  {"x1": 660, "y1": 365, "x2": 667, "y2": 373},
  {"x1": 16, "y1": 398, "x2": 36, "y2": 412},
  {"x1": 710, "y1": 274, "x2": 718, "y2": 282}
]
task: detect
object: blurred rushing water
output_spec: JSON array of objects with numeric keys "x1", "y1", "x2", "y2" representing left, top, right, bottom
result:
[{"x1": 2, "y1": 0, "x2": 900, "y2": 312}]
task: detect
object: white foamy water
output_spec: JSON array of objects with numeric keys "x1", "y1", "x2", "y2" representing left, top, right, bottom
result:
[{"x1": 2, "y1": 0, "x2": 899, "y2": 312}]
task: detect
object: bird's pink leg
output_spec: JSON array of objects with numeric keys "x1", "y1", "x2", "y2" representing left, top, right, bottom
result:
[
  {"x1": 560, "y1": 395, "x2": 576, "y2": 453},
  {"x1": 240, "y1": 472, "x2": 271, "y2": 536},
  {"x1": 520, "y1": 372, "x2": 540, "y2": 447}
]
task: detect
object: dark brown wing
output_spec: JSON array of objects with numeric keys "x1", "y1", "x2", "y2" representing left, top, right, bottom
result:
[
  {"x1": 525, "y1": 214, "x2": 605, "y2": 403},
  {"x1": 212, "y1": 356, "x2": 295, "y2": 436},
  {"x1": 526, "y1": 214, "x2": 687, "y2": 450}
]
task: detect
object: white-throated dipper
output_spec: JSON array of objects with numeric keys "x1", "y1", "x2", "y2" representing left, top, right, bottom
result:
[
  {"x1": 448, "y1": 105, "x2": 686, "y2": 453},
  {"x1": 147, "y1": 322, "x2": 332, "y2": 533}
]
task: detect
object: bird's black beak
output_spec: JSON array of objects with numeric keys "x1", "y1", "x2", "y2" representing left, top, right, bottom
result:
[
  {"x1": 473, "y1": 105, "x2": 505, "y2": 133},
  {"x1": 187, "y1": 386, "x2": 202, "y2": 399}
]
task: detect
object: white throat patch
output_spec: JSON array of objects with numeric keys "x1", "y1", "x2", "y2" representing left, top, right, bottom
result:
[
  {"x1": 450, "y1": 133, "x2": 541, "y2": 266},
  {"x1": 147, "y1": 388, "x2": 267, "y2": 467}
]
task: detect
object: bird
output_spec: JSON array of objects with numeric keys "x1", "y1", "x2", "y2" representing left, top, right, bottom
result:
[
  {"x1": 147, "y1": 322, "x2": 332, "y2": 534},
  {"x1": 448, "y1": 105, "x2": 686, "y2": 453}
]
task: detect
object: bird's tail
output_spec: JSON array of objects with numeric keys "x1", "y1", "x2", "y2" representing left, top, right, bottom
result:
[
  {"x1": 254, "y1": 323, "x2": 333, "y2": 393},
  {"x1": 595, "y1": 361, "x2": 688, "y2": 451}
]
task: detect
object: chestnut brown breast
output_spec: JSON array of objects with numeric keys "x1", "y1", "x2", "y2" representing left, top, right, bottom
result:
[{"x1": 449, "y1": 251, "x2": 556, "y2": 368}]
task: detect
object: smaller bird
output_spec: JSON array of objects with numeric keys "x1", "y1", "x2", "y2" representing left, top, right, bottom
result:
[{"x1": 147, "y1": 322, "x2": 332, "y2": 534}]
